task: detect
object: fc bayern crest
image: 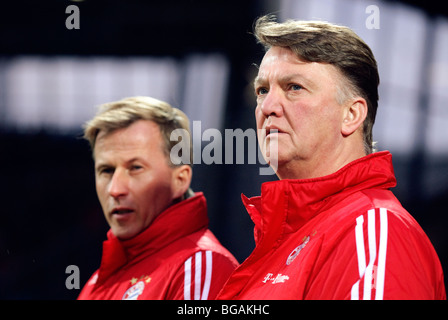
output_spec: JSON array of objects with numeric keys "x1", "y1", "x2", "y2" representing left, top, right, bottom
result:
[
  {"x1": 122, "y1": 281, "x2": 145, "y2": 300},
  {"x1": 286, "y1": 236, "x2": 310, "y2": 265}
]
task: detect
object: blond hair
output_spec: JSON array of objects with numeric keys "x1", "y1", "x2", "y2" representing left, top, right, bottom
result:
[
  {"x1": 83, "y1": 96, "x2": 192, "y2": 166},
  {"x1": 254, "y1": 15, "x2": 379, "y2": 154}
]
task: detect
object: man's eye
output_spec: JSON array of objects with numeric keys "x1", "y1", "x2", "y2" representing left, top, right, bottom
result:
[
  {"x1": 290, "y1": 84, "x2": 302, "y2": 91},
  {"x1": 98, "y1": 167, "x2": 114, "y2": 175},
  {"x1": 256, "y1": 87, "x2": 268, "y2": 95}
]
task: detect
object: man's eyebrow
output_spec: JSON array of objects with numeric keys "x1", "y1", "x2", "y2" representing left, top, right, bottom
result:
[
  {"x1": 95, "y1": 162, "x2": 112, "y2": 172},
  {"x1": 253, "y1": 73, "x2": 269, "y2": 89},
  {"x1": 126, "y1": 157, "x2": 148, "y2": 165},
  {"x1": 253, "y1": 75, "x2": 263, "y2": 87},
  {"x1": 280, "y1": 73, "x2": 315, "y2": 87},
  {"x1": 254, "y1": 73, "x2": 315, "y2": 89}
]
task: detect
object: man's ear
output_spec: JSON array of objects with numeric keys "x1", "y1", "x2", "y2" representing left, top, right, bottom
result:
[
  {"x1": 341, "y1": 98, "x2": 368, "y2": 136},
  {"x1": 171, "y1": 165, "x2": 193, "y2": 200}
]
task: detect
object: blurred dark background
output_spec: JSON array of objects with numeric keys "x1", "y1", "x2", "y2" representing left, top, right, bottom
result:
[{"x1": 0, "y1": 0, "x2": 447, "y2": 299}]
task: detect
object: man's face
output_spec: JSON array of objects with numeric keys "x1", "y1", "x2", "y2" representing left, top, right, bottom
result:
[
  {"x1": 254, "y1": 46, "x2": 346, "y2": 179},
  {"x1": 94, "y1": 120, "x2": 177, "y2": 240}
]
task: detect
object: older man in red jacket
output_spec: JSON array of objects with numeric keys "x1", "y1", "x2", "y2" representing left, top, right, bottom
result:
[
  {"x1": 78, "y1": 96, "x2": 238, "y2": 300},
  {"x1": 216, "y1": 16, "x2": 445, "y2": 300}
]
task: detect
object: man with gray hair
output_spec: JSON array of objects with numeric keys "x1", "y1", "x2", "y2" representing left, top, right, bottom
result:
[
  {"x1": 217, "y1": 15, "x2": 445, "y2": 300},
  {"x1": 78, "y1": 96, "x2": 238, "y2": 300}
]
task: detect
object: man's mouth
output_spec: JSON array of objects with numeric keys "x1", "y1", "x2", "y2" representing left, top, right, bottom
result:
[
  {"x1": 111, "y1": 208, "x2": 134, "y2": 215},
  {"x1": 265, "y1": 126, "x2": 282, "y2": 136}
]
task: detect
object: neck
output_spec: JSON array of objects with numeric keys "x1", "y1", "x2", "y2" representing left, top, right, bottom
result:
[{"x1": 276, "y1": 143, "x2": 367, "y2": 180}]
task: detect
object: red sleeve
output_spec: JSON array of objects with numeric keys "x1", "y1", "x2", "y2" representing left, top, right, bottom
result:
[
  {"x1": 310, "y1": 208, "x2": 446, "y2": 300},
  {"x1": 351, "y1": 208, "x2": 445, "y2": 299},
  {"x1": 166, "y1": 250, "x2": 238, "y2": 300}
]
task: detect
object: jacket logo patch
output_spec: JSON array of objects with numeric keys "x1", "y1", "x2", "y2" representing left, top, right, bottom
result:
[
  {"x1": 262, "y1": 273, "x2": 290, "y2": 284},
  {"x1": 122, "y1": 280, "x2": 145, "y2": 300},
  {"x1": 286, "y1": 235, "x2": 310, "y2": 265}
]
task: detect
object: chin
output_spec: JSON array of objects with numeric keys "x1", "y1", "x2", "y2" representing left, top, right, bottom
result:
[{"x1": 112, "y1": 227, "x2": 140, "y2": 241}]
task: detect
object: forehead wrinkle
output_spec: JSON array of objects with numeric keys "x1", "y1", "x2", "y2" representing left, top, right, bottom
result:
[{"x1": 93, "y1": 120, "x2": 164, "y2": 163}]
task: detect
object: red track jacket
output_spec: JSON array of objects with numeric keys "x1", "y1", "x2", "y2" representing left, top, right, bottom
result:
[
  {"x1": 217, "y1": 151, "x2": 445, "y2": 300},
  {"x1": 78, "y1": 193, "x2": 238, "y2": 300}
]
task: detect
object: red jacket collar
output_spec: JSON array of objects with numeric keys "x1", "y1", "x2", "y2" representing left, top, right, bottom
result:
[
  {"x1": 97, "y1": 192, "x2": 209, "y2": 284},
  {"x1": 242, "y1": 151, "x2": 397, "y2": 252}
]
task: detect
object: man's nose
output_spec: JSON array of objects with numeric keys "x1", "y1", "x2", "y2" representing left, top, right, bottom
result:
[
  {"x1": 108, "y1": 168, "x2": 129, "y2": 199},
  {"x1": 260, "y1": 88, "x2": 284, "y2": 118}
]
